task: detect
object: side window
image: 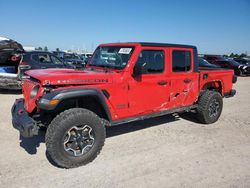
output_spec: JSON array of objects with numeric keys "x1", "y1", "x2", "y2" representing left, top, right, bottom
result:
[
  {"x1": 51, "y1": 55, "x2": 63, "y2": 65},
  {"x1": 172, "y1": 50, "x2": 191, "y2": 72},
  {"x1": 136, "y1": 50, "x2": 164, "y2": 74},
  {"x1": 32, "y1": 54, "x2": 52, "y2": 63}
]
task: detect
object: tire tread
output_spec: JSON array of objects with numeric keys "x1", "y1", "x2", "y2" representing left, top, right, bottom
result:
[
  {"x1": 45, "y1": 108, "x2": 106, "y2": 168},
  {"x1": 196, "y1": 90, "x2": 223, "y2": 124}
]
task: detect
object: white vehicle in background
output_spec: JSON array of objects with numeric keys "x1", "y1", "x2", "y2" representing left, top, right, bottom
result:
[
  {"x1": 80, "y1": 53, "x2": 92, "y2": 63},
  {"x1": 0, "y1": 37, "x2": 24, "y2": 89}
]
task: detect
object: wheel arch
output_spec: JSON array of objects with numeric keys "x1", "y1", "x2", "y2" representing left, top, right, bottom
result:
[
  {"x1": 37, "y1": 88, "x2": 112, "y2": 122},
  {"x1": 201, "y1": 80, "x2": 223, "y2": 96}
]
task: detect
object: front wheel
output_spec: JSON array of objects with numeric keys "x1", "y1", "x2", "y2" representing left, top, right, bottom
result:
[
  {"x1": 45, "y1": 108, "x2": 106, "y2": 168},
  {"x1": 196, "y1": 90, "x2": 223, "y2": 124}
]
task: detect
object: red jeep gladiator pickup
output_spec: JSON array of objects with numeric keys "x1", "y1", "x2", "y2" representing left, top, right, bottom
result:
[{"x1": 12, "y1": 42, "x2": 237, "y2": 168}]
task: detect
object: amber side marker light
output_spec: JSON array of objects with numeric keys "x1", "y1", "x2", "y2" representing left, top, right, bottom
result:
[{"x1": 49, "y1": 99, "x2": 59, "y2": 106}]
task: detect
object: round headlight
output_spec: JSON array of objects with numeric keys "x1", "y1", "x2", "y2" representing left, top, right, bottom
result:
[{"x1": 30, "y1": 85, "x2": 40, "y2": 98}]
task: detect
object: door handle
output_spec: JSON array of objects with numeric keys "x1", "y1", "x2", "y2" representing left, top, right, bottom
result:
[
  {"x1": 158, "y1": 81, "x2": 168, "y2": 85},
  {"x1": 184, "y1": 79, "x2": 191, "y2": 83}
]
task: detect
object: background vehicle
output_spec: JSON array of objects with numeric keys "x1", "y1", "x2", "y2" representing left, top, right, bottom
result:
[
  {"x1": 0, "y1": 37, "x2": 23, "y2": 65},
  {"x1": 234, "y1": 57, "x2": 250, "y2": 65},
  {"x1": 52, "y1": 51, "x2": 65, "y2": 59},
  {"x1": 0, "y1": 37, "x2": 24, "y2": 89},
  {"x1": 80, "y1": 53, "x2": 92, "y2": 64},
  {"x1": 213, "y1": 59, "x2": 250, "y2": 76},
  {"x1": 12, "y1": 42, "x2": 236, "y2": 168},
  {"x1": 203, "y1": 54, "x2": 225, "y2": 64},
  {"x1": 198, "y1": 57, "x2": 219, "y2": 68},
  {"x1": 18, "y1": 51, "x2": 72, "y2": 79},
  {"x1": 0, "y1": 50, "x2": 72, "y2": 89},
  {"x1": 53, "y1": 51, "x2": 85, "y2": 68},
  {"x1": 63, "y1": 53, "x2": 85, "y2": 68}
]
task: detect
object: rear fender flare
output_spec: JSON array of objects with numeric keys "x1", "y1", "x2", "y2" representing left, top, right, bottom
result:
[{"x1": 201, "y1": 80, "x2": 223, "y2": 95}]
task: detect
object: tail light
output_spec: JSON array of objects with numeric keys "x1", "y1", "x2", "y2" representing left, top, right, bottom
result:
[{"x1": 19, "y1": 61, "x2": 31, "y2": 70}]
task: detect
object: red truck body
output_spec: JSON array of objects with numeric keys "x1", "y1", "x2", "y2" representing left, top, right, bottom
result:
[
  {"x1": 22, "y1": 43, "x2": 234, "y2": 121},
  {"x1": 12, "y1": 42, "x2": 237, "y2": 168}
]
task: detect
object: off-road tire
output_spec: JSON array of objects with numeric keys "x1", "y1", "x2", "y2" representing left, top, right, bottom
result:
[
  {"x1": 196, "y1": 90, "x2": 223, "y2": 124},
  {"x1": 45, "y1": 108, "x2": 106, "y2": 168}
]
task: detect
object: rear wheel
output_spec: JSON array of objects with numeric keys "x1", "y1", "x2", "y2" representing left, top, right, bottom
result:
[
  {"x1": 196, "y1": 90, "x2": 223, "y2": 124},
  {"x1": 45, "y1": 108, "x2": 106, "y2": 168}
]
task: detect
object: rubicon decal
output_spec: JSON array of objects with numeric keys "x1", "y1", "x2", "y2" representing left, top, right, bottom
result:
[{"x1": 57, "y1": 79, "x2": 109, "y2": 84}]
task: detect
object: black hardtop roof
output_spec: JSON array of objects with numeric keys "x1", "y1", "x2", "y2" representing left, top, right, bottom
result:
[
  {"x1": 138, "y1": 42, "x2": 197, "y2": 49},
  {"x1": 103, "y1": 42, "x2": 197, "y2": 49}
]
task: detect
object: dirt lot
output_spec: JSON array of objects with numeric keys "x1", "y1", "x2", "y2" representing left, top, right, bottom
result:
[{"x1": 0, "y1": 77, "x2": 249, "y2": 188}]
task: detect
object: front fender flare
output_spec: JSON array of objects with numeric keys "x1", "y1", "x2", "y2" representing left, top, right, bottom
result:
[{"x1": 37, "y1": 88, "x2": 112, "y2": 121}]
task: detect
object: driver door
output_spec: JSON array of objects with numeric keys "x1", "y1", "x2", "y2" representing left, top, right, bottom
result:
[{"x1": 128, "y1": 48, "x2": 170, "y2": 116}]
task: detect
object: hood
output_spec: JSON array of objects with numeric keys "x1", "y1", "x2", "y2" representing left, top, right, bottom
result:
[{"x1": 25, "y1": 68, "x2": 114, "y2": 86}]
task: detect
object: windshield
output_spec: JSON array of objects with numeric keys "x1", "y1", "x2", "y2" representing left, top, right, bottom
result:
[{"x1": 89, "y1": 46, "x2": 134, "y2": 69}]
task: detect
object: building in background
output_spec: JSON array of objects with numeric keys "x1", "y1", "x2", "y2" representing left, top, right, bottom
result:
[{"x1": 23, "y1": 46, "x2": 35, "y2": 51}]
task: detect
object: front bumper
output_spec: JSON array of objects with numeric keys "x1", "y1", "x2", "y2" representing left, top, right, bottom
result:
[{"x1": 11, "y1": 99, "x2": 38, "y2": 137}]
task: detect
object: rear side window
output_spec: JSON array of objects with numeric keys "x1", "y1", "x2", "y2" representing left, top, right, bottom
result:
[
  {"x1": 172, "y1": 50, "x2": 191, "y2": 72},
  {"x1": 136, "y1": 50, "x2": 164, "y2": 74},
  {"x1": 31, "y1": 54, "x2": 52, "y2": 63}
]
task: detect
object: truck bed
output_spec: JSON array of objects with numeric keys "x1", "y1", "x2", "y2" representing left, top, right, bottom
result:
[{"x1": 199, "y1": 68, "x2": 234, "y2": 96}]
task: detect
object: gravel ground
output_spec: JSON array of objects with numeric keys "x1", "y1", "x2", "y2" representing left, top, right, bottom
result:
[{"x1": 0, "y1": 77, "x2": 249, "y2": 188}]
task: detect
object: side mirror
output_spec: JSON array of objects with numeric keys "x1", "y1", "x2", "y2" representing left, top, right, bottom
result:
[{"x1": 133, "y1": 62, "x2": 147, "y2": 77}]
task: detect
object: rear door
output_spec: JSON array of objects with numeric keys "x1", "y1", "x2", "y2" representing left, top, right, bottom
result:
[
  {"x1": 167, "y1": 48, "x2": 199, "y2": 108},
  {"x1": 128, "y1": 47, "x2": 171, "y2": 116}
]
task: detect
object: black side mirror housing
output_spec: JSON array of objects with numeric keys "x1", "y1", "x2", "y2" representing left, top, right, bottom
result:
[{"x1": 133, "y1": 62, "x2": 147, "y2": 77}]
